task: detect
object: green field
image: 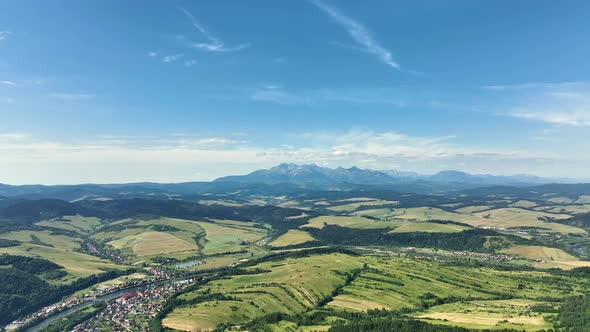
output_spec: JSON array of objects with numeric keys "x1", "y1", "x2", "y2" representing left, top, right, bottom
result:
[
  {"x1": 327, "y1": 255, "x2": 585, "y2": 314},
  {"x1": 93, "y1": 217, "x2": 267, "y2": 259},
  {"x1": 193, "y1": 220, "x2": 267, "y2": 255},
  {"x1": 508, "y1": 200, "x2": 538, "y2": 208},
  {"x1": 455, "y1": 206, "x2": 492, "y2": 214},
  {"x1": 159, "y1": 251, "x2": 589, "y2": 331},
  {"x1": 327, "y1": 199, "x2": 398, "y2": 212},
  {"x1": 534, "y1": 204, "x2": 590, "y2": 215},
  {"x1": 0, "y1": 243, "x2": 124, "y2": 282},
  {"x1": 471, "y1": 208, "x2": 582, "y2": 234},
  {"x1": 36, "y1": 215, "x2": 102, "y2": 235},
  {"x1": 108, "y1": 231, "x2": 198, "y2": 257},
  {"x1": 269, "y1": 230, "x2": 315, "y2": 247},
  {"x1": 163, "y1": 253, "x2": 363, "y2": 331},
  {"x1": 304, "y1": 215, "x2": 401, "y2": 229},
  {"x1": 416, "y1": 299, "x2": 552, "y2": 331},
  {"x1": 388, "y1": 221, "x2": 470, "y2": 233}
]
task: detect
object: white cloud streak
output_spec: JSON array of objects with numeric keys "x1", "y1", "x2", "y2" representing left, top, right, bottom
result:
[
  {"x1": 0, "y1": 31, "x2": 10, "y2": 41},
  {"x1": 309, "y1": 0, "x2": 399, "y2": 70},
  {"x1": 179, "y1": 7, "x2": 250, "y2": 52},
  {"x1": 48, "y1": 93, "x2": 94, "y2": 101},
  {"x1": 487, "y1": 82, "x2": 590, "y2": 126},
  {"x1": 162, "y1": 54, "x2": 183, "y2": 63},
  {"x1": 249, "y1": 85, "x2": 406, "y2": 107},
  {"x1": 1, "y1": 130, "x2": 580, "y2": 184}
]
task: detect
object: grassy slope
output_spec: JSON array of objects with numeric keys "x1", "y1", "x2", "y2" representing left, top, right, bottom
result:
[
  {"x1": 269, "y1": 230, "x2": 315, "y2": 247},
  {"x1": 163, "y1": 253, "x2": 363, "y2": 331}
]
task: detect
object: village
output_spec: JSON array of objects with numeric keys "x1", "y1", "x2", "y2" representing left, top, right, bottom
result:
[{"x1": 72, "y1": 278, "x2": 198, "y2": 332}]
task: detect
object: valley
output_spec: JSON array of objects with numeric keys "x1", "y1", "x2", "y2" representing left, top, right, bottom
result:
[{"x1": 1, "y1": 167, "x2": 590, "y2": 331}]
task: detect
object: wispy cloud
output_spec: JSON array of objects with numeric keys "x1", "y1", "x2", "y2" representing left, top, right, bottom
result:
[
  {"x1": 148, "y1": 51, "x2": 158, "y2": 57},
  {"x1": 309, "y1": 0, "x2": 399, "y2": 70},
  {"x1": 249, "y1": 85, "x2": 407, "y2": 107},
  {"x1": 179, "y1": 7, "x2": 250, "y2": 52},
  {"x1": 0, "y1": 31, "x2": 10, "y2": 41},
  {"x1": 2, "y1": 130, "x2": 577, "y2": 184},
  {"x1": 48, "y1": 93, "x2": 94, "y2": 101},
  {"x1": 486, "y1": 82, "x2": 590, "y2": 127},
  {"x1": 184, "y1": 59, "x2": 197, "y2": 67},
  {"x1": 0, "y1": 80, "x2": 17, "y2": 86},
  {"x1": 162, "y1": 53, "x2": 183, "y2": 63}
]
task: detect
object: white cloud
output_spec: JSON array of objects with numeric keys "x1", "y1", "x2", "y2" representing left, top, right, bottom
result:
[
  {"x1": 162, "y1": 54, "x2": 183, "y2": 63},
  {"x1": 148, "y1": 51, "x2": 158, "y2": 57},
  {"x1": 309, "y1": 0, "x2": 399, "y2": 70},
  {"x1": 249, "y1": 85, "x2": 406, "y2": 106},
  {"x1": 487, "y1": 82, "x2": 590, "y2": 126},
  {"x1": 0, "y1": 31, "x2": 10, "y2": 41},
  {"x1": 184, "y1": 59, "x2": 197, "y2": 67},
  {"x1": 48, "y1": 93, "x2": 94, "y2": 101},
  {"x1": 1, "y1": 130, "x2": 581, "y2": 184},
  {"x1": 0, "y1": 80, "x2": 16, "y2": 86},
  {"x1": 179, "y1": 7, "x2": 250, "y2": 53}
]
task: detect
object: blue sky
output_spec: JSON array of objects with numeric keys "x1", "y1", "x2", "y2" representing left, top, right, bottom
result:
[{"x1": 1, "y1": 0, "x2": 590, "y2": 184}]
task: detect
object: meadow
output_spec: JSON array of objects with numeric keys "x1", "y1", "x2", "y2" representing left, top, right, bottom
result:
[
  {"x1": 269, "y1": 229, "x2": 316, "y2": 247},
  {"x1": 160, "y1": 251, "x2": 589, "y2": 331}
]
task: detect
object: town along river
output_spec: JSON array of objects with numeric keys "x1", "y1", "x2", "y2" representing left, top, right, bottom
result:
[{"x1": 24, "y1": 273, "x2": 213, "y2": 332}]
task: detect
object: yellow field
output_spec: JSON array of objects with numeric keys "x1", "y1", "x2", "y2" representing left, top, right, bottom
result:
[
  {"x1": 416, "y1": 299, "x2": 552, "y2": 331},
  {"x1": 198, "y1": 199, "x2": 245, "y2": 207},
  {"x1": 327, "y1": 295, "x2": 387, "y2": 311},
  {"x1": 335, "y1": 197, "x2": 379, "y2": 202},
  {"x1": 304, "y1": 216, "x2": 401, "y2": 229},
  {"x1": 328, "y1": 200, "x2": 398, "y2": 212},
  {"x1": 509, "y1": 200, "x2": 538, "y2": 208},
  {"x1": 108, "y1": 231, "x2": 197, "y2": 257},
  {"x1": 36, "y1": 215, "x2": 102, "y2": 234},
  {"x1": 193, "y1": 220, "x2": 266, "y2": 254},
  {"x1": 389, "y1": 221, "x2": 469, "y2": 233},
  {"x1": 0, "y1": 230, "x2": 81, "y2": 250},
  {"x1": 371, "y1": 207, "x2": 477, "y2": 223},
  {"x1": 0, "y1": 243, "x2": 123, "y2": 280},
  {"x1": 163, "y1": 253, "x2": 363, "y2": 331},
  {"x1": 269, "y1": 230, "x2": 315, "y2": 247},
  {"x1": 501, "y1": 245, "x2": 578, "y2": 261},
  {"x1": 535, "y1": 204, "x2": 590, "y2": 215},
  {"x1": 455, "y1": 206, "x2": 491, "y2": 214},
  {"x1": 547, "y1": 197, "x2": 574, "y2": 204},
  {"x1": 471, "y1": 208, "x2": 582, "y2": 234}
]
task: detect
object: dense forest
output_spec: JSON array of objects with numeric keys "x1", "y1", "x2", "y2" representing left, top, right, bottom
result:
[
  {"x1": 307, "y1": 226, "x2": 531, "y2": 252},
  {"x1": 0, "y1": 254, "x2": 135, "y2": 325},
  {"x1": 552, "y1": 295, "x2": 590, "y2": 331}
]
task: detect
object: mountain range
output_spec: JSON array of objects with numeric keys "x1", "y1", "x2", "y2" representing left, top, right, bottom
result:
[
  {"x1": 214, "y1": 163, "x2": 582, "y2": 186},
  {"x1": 0, "y1": 164, "x2": 587, "y2": 201}
]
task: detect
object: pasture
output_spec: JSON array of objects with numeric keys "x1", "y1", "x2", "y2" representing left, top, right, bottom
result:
[
  {"x1": 304, "y1": 216, "x2": 401, "y2": 229},
  {"x1": 388, "y1": 221, "x2": 470, "y2": 233},
  {"x1": 416, "y1": 299, "x2": 552, "y2": 331},
  {"x1": 162, "y1": 253, "x2": 364, "y2": 331},
  {"x1": 108, "y1": 231, "x2": 198, "y2": 257},
  {"x1": 269, "y1": 229, "x2": 315, "y2": 247},
  {"x1": 161, "y1": 252, "x2": 589, "y2": 331},
  {"x1": 327, "y1": 199, "x2": 398, "y2": 212},
  {"x1": 327, "y1": 255, "x2": 586, "y2": 312}
]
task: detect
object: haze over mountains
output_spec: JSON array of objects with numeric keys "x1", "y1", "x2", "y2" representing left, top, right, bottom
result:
[{"x1": 0, "y1": 163, "x2": 587, "y2": 201}]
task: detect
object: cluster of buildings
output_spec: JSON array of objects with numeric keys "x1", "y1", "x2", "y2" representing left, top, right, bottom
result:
[
  {"x1": 72, "y1": 279, "x2": 197, "y2": 332},
  {"x1": 82, "y1": 240, "x2": 129, "y2": 264},
  {"x1": 7, "y1": 268, "x2": 172, "y2": 331}
]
